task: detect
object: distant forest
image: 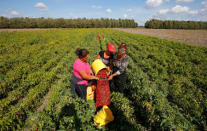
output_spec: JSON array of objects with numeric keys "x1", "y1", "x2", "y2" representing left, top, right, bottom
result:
[
  {"x1": 0, "y1": 17, "x2": 138, "y2": 28},
  {"x1": 145, "y1": 19, "x2": 207, "y2": 29}
]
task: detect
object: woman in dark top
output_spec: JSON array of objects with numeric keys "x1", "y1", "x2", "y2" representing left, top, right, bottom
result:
[
  {"x1": 108, "y1": 43, "x2": 129, "y2": 93},
  {"x1": 96, "y1": 43, "x2": 115, "y2": 67}
]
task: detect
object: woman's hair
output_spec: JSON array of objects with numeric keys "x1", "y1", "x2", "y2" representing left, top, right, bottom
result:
[
  {"x1": 118, "y1": 43, "x2": 128, "y2": 54},
  {"x1": 75, "y1": 48, "x2": 89, "y2": 58}
]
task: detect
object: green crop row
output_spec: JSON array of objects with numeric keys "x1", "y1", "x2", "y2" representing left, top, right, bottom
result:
[
  {"x1": 0, "y1": 30, "x2": 78, "y2": 115},
  {"x1": 21, "y1": 30, "x2": 146, "y2": 131},
  {"x1": 0, "y1": 29, "x2": 92, "y2": 130},
  {"x1": 0, "y1": 29, "x2": 206, "y2": 130},
  {"x1": 103, "y1": 29, "x2": 207, "y2": 130},
  {"x1": 23, "y1": 46, "x2": 97, "y2": 130},
  {"x1": 0, "y1": 32, "x2": 53, "y2": 97}
]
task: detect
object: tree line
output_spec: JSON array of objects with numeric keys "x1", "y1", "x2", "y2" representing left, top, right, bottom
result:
[
  {"x1": 145, "y1": 19, "x2": 207, "y2": 29},
  {"x1": 0, "y1": 17, "x2": 138, "y2": 28}
]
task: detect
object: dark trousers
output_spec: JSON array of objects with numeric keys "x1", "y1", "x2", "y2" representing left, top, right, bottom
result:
[
  {"x1": 110, "y1": 72, "x2": 126, "y2": 93},
  {"x1": 70, "y1": 74, "x2": 86, "y2": 101},
  {"x1": 75, "y1": 84, "x2": 86, "y2": 101}
]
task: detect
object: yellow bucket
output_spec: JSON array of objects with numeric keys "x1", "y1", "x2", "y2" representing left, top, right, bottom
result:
[
  {"x1": 91, "y1": 59, "x2": 107, "y2": 76},
  {"x1": 94, "y1": 106, "x2": 114, "y2": 129}
]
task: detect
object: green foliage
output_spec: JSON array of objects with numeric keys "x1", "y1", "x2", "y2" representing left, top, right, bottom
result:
[
  {"x1": 145, "y1": 19, "x2": 207, "y2": 29},
  {"x1": 0, "y1": 29, "x2": 206, "y2": 130},
  {"x1": 0, "y1": 16, "x2": 138, "y2": 28},
  {"x1": 102, "y1": 29, "x2": 207, "y2": 130},
  {"x1": 109, "y1": 92, "x2": 146, "y2": 130}
]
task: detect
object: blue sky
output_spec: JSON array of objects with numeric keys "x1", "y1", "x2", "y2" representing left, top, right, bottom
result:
[{"x1": 0, "y1": 0, "x2": 207, "y2": 25}]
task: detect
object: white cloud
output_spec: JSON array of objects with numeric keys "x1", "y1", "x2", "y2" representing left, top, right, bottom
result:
[
  {"x1": 2, "y1": 8, "x2": 20, "y2": 17},
  {"x1": 159, "y1": 9, "x2": 169, "y2": 14},
  {"x1": 123, "y1": 14, "x2": 128, "y2": 18},
  {"x1": 201, "y1": 8, "x2": 206, "y2": 12},
  {"x1": 189, "y1": 10, "x2": 198, "y2": 15},
  {"x1": 92, "y1": 5, "x2": 102, "y2": 9},
  {"x1": 34, "y1": 2, "x2": 48, "y2": 11},
  {"x1": 171, "y1": 5, "x2": 189, "y2": 13},
  {"x1": 176, "y1": 0, "x2": 194, "y2": 2},
  {"x1": 106, "y1": 8, "x2": 112, "y2": 13},
  {"x1": 158, "y1": 5, "x2": 198, "y2": 16},
  {"x1": 145, "y1": 0, "x2": 170, "y2": 8},
  {"x1": 201, "y1": 1, "x2": 207, "y2": 8},
  {"x1": 201, "y1": 16, "x2": 207, "y2": 21},
  {"x1": 10, "y1": 11, "x2": 19, "y2": 16},
  {"x1": 200, "y1": 1, "x2": 207, "y2": 15},
  {"x1": 146, "y1": 0, "x2": 163, "y2": 7},
  {"x1": 126, "y1": 9, "x2": 133, "y2": 12}
]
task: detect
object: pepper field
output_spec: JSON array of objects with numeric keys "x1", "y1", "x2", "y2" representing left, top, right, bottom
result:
[{"x1": 0, "y1": 29, "x2": 207, "y2": 130}]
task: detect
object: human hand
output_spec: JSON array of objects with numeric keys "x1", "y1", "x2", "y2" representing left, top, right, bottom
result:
[
  {"x1": 106, "y1": 71, "x2": 111, "y2": 76},
  {"x1": 93, "y1": 76, "x2": 99, "y2": 80},
  {"x1": 108, "y1": 75, "x2": 113, "y2": 80}
]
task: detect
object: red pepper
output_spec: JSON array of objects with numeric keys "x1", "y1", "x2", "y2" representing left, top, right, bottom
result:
[{"x1": 98, "y1": 33, "x2": 101, "y2": 40}]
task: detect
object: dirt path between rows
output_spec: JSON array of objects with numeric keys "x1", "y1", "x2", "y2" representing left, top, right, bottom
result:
[{"x1": 115, "y1": 28, "x2": 207, "y2": 47}]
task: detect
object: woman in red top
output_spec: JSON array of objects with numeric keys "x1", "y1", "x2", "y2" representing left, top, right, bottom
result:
[{"x1": 95, "y1": 44, "x2": 115, "y2": 109}]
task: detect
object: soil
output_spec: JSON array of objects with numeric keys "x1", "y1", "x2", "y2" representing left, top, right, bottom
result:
[{"x1": 115, "y1": 28, "x2": 207, "y2": 47}]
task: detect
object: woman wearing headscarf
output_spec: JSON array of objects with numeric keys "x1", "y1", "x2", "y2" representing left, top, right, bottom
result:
[
  {"x1": 96, "y1": 43, "x2": 115, "y2": 68},
  {"x1": 70, "y1": 48, "x2": 99, "y2": 100},
  {"x1": 108, "y1": 43, "x2": 129, "y2": 93},
  {"x1": 95, "y1": 44, "x2": 115, "y2": 109}
]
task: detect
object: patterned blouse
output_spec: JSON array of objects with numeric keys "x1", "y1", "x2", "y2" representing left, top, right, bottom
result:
[{"x1": 113, "y1": 53, "x2": 129, "y2": 75}]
